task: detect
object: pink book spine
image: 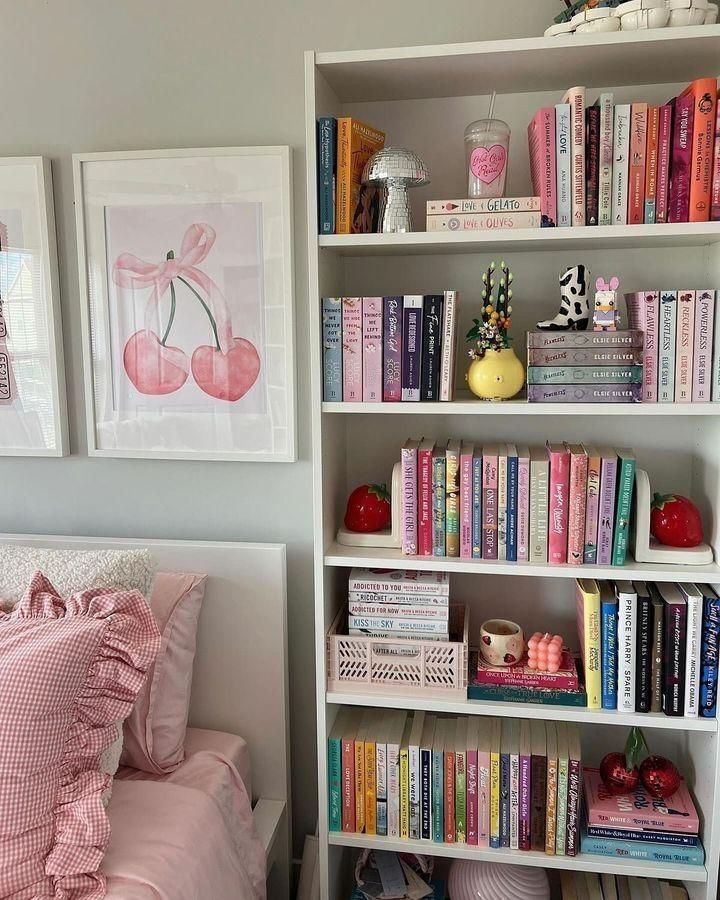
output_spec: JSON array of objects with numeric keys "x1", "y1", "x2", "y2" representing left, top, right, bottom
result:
[
  {"x1": 418, "y1": 446, "x2": 433, "y2": 556},
  {"x1": 478, "y1": 750, "x2": 491, "y2": 848},
  {"x1": 675, "y1": 290, "x2": 695, "y2": 402},
  {"x1": 656, "y1": 104, "x2": 673, "y2": 224},
  {"x1": 460, "y1": 448, "x2": 473, "y2": 559},
  {"x1": 528, "y1": 108, "x2": 557, "y2": 227},
  {"x1": 467, "y1": 749, "x2": 478, "y2": 845},
  {"x1": 567, "y1": 450, "x2": 588, "y2": 566},
  {"x1": 583, "y1": 451, "x2": 601, "y2": 564},
  {"x1": 519, "y1": 752, "x2": 532, "y2": 851},
  {"x1": 712, "y1": 95, "x2": 720, "y2": 221},
  {"x1": 341, "y1": 298, "x2": 362, "y2": 402},
  {"x1": 669, "y1": 94, "x2": 695, "y2": 224},
  {"x1": 342, "y1": 736, "x2": 355, "y2": 832},
  {"x1": 547, "y1": 445, "x2": 570, "y2": 565},
  {"x1": 517, "y1": 455, "x2": 530, "y2": 563},
  {"x1": 362, "y1": 297, "x2": 382, "y2": 402},
  {"x1": 482, "y1": 453, "x2": 498, "y2": 560},
  {"x1": 692, "y1": 289, "x2": 715, "y2": 401},
  {"x1": 628, "y1": 103, "x2": 648, "y2": 224},
  {"x1": 401, "y1": 444, "x2": 418, "y2": 555},
  {"x1": 627, "y1": 291, "x2": 659, "y2": 402}
]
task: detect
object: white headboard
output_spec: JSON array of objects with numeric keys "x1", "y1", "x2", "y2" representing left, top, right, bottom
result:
[{"x1": 0, "y1": 534, "x2": 289, "y2": 808}]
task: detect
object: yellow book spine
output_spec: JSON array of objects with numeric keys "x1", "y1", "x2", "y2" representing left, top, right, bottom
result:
[
  {"x1": 400, "y1": 747, "x2": 409, "y2": 839},
  {"x1": 355, "y1": 739, "x2": 365, "y2": 833},
  {"x1": 336, "y1": 117, "x2": 352, "y2": 235},
  {"x1": 365, "y1": 740, "x2": 377, "y2": 836},
  {"x1": 584, "y1": 593, "x2": 602, "y2": 710},
  {"x1": 545, "y1": 758, "x2": 558, "y2": 855},
  {"x1": 490, "y1": 751, "x2": 500, "y2": 846}
]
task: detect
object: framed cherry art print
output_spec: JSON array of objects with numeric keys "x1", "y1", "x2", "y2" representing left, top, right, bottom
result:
[{"x1": 74, "y1": 147, "x2": 295, "y2": 461}]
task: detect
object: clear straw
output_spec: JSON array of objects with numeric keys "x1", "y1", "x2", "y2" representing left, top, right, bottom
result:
[{"x1": 487, "y1": 90, "x2": 497, "y2": 125}]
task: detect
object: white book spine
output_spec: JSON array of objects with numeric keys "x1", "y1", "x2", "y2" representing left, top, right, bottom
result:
[
  {"x1": 510, "y1": 751, "x2": 520, "y2": 850},
  {"x1": 348, "y1": 591, "x2": 449, "y2": 606},
  {"x1": 409, "y1": 744, "x2": 420, "y2": 839},
  {"x1": 684, "y1": 591, "x2": 702, "y2": 717},
  {"x1": 348, "y1": 601, "x2": 449, "y2": 618},
  {"x1": 440, "y1": 291, "x2": 458, "y2": 401},
  {"x1": 497, "y1": 452, "x2": 508, "y2": 561},
  {"x1": 555, "y1": 103, "x2": 572, "y2": 227},
  {"x1": 387, "y1": 740, "x2": 401, "y2": 837},
  {"x1": 598, "y1": 93, "x2": 614, "y2": 226},
  {"x1": 618, "y1": 590, "x2": 636, "y2": 712},
  {"x1": 348, "y1": 615, "x2": 449, "y2": 635},
  {"x1": 659, "y1": 292, "x2": 677, "y2": 403},
  {"x1": 713, "y1": 292, "x2": 720, "y2": 401},
  {"x1": 612, "y1": 104, "x2": 631, "y2": 226}
]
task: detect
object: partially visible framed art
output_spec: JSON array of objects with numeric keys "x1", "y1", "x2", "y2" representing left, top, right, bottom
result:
[
  {"x1": 0, "y1": 157, "x2": 68, "y2": 457},
  {"x1": 74, "y1": 147, "x2": 295, "y2": 461}
]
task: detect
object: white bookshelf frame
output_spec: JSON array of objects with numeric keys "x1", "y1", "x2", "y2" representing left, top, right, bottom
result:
[{"x1": 306, "y1": 29, "x2": 720, "y2": 900}]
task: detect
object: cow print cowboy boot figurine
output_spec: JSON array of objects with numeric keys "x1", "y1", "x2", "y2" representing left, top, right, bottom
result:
[{"x1": 536, "y1": 264, "x2": 590, "y2": 331}]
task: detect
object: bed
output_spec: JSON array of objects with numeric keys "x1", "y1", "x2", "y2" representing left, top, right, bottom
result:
[{"x1": 0, "y1": 534, "x2": 291, "y2": 900}]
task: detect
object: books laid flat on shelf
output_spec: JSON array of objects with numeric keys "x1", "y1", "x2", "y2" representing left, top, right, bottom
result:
[
  {"x1": 347, "y1": 568, "x2": 449, "y2": 641},
  {"x1": 424, "y1": 198, "x2": 542, "y2": 230},
  {"x1": 322, "y1": 294, "x2": 459, "y2": 403},
  {"x1": 527, "y1": 77, "x2": 719, "y2": 228},
  {"x1": 328, "y1": 709, "x2": 582, "y2": 856},
  {"x1": 467, "y1": 650, "x2": 587, "y2": 706},
  {"x1": 401, "y1": 439, "x2": 635, "y2": 567},
  {"x1": 559, "y1": 873, "x2": 689, "y2": 899},
  {"x1": 576, "y1": 580, "x2": 719, "y2": 718}
]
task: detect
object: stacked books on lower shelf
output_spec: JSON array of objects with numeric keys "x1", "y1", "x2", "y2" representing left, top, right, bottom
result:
[
  {"x1": 348, "y1": 568, "x2": 450, "y2": 641},
  {"x1": 527, "y1": 331, "x2": 644, "y2": 403},
  {"x1": 577, "y1": 580, "x2": 720, "y2": 718},
  {"x1": 401, "y1": 438, "x2": 635, "y2": 566},
  {"x1": 582, "y1": 768, "x2": 703, "y2": 866},
  {"x1": 328, "y1": 709, "x2": 584, "y2": 856},
  {"x1": 468, "y1": 649, "x2": 587, "y2": 707},
  {"x1": 560, "y1": 872, "x2": 689, "y2": 899}
]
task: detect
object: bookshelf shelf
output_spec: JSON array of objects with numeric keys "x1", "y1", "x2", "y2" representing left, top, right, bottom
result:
[
  {"x1": 318, "y1": 223, "x2": 720, "y2": 257},
  {"x1": 326, "y1": 691, "x2": 718, "y2": 733},
  {"x1": 322, "y1": 398, "x2": 720, "y2": 416},
  {"x1": 327, "y1": 833, "x2": 708, "y2": 883}
]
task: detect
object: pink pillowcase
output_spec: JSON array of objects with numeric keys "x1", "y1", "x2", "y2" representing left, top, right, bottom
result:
[
  {"x1": 0, "y1": 572, "x2": 160, "y2": 900},
  {"x1": 122, "y1": 572, "x2": 207, "y2": 774}
]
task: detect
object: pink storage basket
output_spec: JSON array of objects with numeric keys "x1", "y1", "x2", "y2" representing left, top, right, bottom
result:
[{"x1": 326, "y1": 604, "x2": 469, "y2": 699}]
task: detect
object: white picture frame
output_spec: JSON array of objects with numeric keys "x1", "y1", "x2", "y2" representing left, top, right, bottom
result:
[
  {"x1": 74, "y1": 146, "x2": 296, "y2": 462},
  {"x1": 0, "y1": 157, "x2": 68, "y2": 457}
]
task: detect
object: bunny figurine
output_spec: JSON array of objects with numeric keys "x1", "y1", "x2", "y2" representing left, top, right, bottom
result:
[{"x1": 593, "y1": 276, "x2": 620, "y2": 332}]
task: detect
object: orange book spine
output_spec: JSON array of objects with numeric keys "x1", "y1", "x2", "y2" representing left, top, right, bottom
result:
[
  {"x1": 342, "y1": 735, "x2": 356, "y2": 832},
  {"x1": 644, "y1": 106, "x2": 660, "y2": 224},
  {"x1": 628, "y1": 103, "x2": 647, "y2": 224},
  {"x1": 336, "y1": 117, "x2": 352, "y2": 235},
  {"x1": 444, "y1": 748, "x2": 456, "y2": 842},
  {"x1": 681, "y1": 78, "x2": 718, "y2": 222}
]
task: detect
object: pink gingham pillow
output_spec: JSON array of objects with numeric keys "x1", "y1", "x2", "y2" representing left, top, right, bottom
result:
[{"x1": 0, "y1": 571, "x2": 160, "y2": 900}]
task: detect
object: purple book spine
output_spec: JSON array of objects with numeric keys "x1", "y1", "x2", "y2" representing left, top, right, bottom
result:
[
  {"x1": 519, "y1": 754, "x2": 532, "y2": 851},
  {"x1": 362, "y1": 297, "x2": 383, "y2": 402},
  {"x1": 402, "y1": 296, "x2": 423, "y2": 402},
  {"x1": 383, "y1": 296, "x2": 403, "y2": 402},
  {"x1": 597, "y1": 454, "x2": 617, "y2": 566},
  {"x1": 565, "y1": 760, "x2": 581, "y2": 857},
  {"x1": 693, "y1": 290, "x2": 715, "y2": 401},
  {"x1": 401, "y1": 443, "x2": 418, "y2": 555},
  {"x1": 467, "y1": 749, "x2": 478, "y2": 845},
  {"x1": 482, "y1": 453, "x2": 498, "y2": 560},
  {"x1": 517, "y1": 455, "x2": 530, "y2": 562},
  {"x1": 669, "y1": 94, "x2": 695, "y2": 224}
]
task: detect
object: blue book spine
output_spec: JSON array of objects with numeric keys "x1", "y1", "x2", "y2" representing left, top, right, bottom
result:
[
  {"x1": 432, "y1": 747, "x2": 444, "y2": 842},
  {"x1": 322, "y1": 298, "x2": 342, "y2": 401},
  {"x1": 506, "y1": 454, "x2": 518, "y2": 562},
  {"x1": 700, "y1": 590, "x2": 720, "y2": 718},
  {"x1": 500, "y1": 752, "x2": 510, "y2": 848},
  {"x1": 472, "y1": 454, "x2": 483, "y2": 559},
  {"x1": 601, "y1": 598, "x2": 618, "y2": 710},
  {"x1": 421, "y1": 748, "x2": 432, "y2": 840},
  {"x1": 317, "y1": 117, "x2": 336, "y2": 235},
  {"x1": 586, "y1": 825, "x2": 699, "y2": 846},
  {"x1": 580, "y1": 833, "x2": 705, "y2": 865},
  {"x1": 327, "y1": 736, "x2": 342, "y2": 832}
]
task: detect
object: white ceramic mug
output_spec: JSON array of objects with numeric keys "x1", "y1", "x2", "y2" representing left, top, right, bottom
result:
[{"x1": 479, "y1": 618, "x2": 525, "y2": 667}]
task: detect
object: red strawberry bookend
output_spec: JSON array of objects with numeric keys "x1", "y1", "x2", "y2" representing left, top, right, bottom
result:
[
  {"x1": 344, "y1": 484, "x2": 392, "y2": 533},
  {"x1": 650, "y1": 492, "x2": 704, "y2": 548},
  {"x1": 600, "y1": 727, "x2": 681, "y2": 799}
]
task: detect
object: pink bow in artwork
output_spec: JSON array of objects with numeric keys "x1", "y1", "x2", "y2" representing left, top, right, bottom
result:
[{"x1": 113, "y1": 223, "x2": 260, "y2": 402}]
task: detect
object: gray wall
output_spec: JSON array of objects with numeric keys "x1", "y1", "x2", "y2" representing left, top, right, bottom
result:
[{"x1": 1, "y1": 0, "x2": 557, "y2": 856}]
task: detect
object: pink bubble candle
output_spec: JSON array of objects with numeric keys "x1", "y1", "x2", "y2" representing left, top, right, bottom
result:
[{"x1": 527, "y1": 632, "x2": 564, "y2": 673}]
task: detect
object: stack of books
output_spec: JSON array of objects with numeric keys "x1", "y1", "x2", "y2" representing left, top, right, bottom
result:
[
  {"x1": 468, "y1": 649, "x2": 586, "y2": 707},
  {"x1": 425, "y1": 197, "x2": 541, "y2": 232},
  {"x1": 400, "y1": 439, "x2": 635, "y2": 567},
  {"x1": 327, "y1": 709, "x2": 583, "y2": 856},
  {"x1": 321, "y1": 294, "x2": 458, "y2": 403},
  {"x1": 577, "y1": 580, "x2": 720, "y2": 718},
  {"x1": 528, "y1": 78, "x2": 719, "y2": 227},
  {"x1": 527, "y1": 331, "x2": 645, "y2": 403},
  {"x1": 560, "y1": 872, "x2": 689, "y2": 899},
  {"x1": 582, "y1": 768, "x2": 704, "y2": 866},
  {"x1": 626, "y1": 289, "x2": 720, "y2": 402},
  {"x1": 347, "y1": 568, "x2": 449, "y2": 641}
]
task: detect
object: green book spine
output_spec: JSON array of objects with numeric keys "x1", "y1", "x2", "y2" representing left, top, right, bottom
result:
[
  {"x1": 432, "y1": 453, "x2": 446, "y2": 556},
  {"x1": 527, "y1": 365, "x2": 643, "y2": 384},
  {"x1": 328, "y1": 736, "x2": 342, "y2": 832},
  {"x1": 446, "y1": 443, "x2": 460, "y2": 557},
  {"x1": 467, "y1": 684, "x2": 588, "y2": 706},
  {"x1": 612, "y1": 454, "x2": 636, "y2": 566},
  {"x1": 555, "y1": 759, "x2": 569, "y2": 855},
  {"x1": 455, "y1": 750, "x2": 466, "y2": 842}
]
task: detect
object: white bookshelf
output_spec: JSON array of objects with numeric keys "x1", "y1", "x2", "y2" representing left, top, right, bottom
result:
[{"x1": 306, "y1": 28, "x2": 720, "y2": 900}]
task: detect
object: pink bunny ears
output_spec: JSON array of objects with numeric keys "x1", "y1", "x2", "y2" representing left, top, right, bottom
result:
[{"x1": 596, "y1": 275, "x2": 620, "y2": 292}]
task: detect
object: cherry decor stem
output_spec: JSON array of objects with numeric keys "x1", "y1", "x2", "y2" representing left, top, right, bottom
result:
[
  {"x1": 161, "y1": 280, "x2": 178, "y2": 346},
  {"x1": 176, "y1": 274, "x2": 221, "y2": 351}
]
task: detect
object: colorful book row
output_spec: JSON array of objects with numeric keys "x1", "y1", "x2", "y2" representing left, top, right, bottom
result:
[
  {"x1": 626, "y1": 289, "x2": 720, "y2": 402},
  {"x1": 322, "y1": 295, "x2": 458, "y2": 403},
  {"x1": 528, "y1": 78, "x2": 719, "y2": 227},
  {"x1": 327, "y1": 708, "x2": 582, "y2": 856},
  {"x1": 577, "y1": 580, "x2": 720, "y2": 717},
  {"x1": 400, "y1": 440, "x2": 635, "y2": 567}
]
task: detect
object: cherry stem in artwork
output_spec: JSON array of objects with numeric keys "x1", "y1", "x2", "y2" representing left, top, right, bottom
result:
[
  {"x1": 161, "y1": 280, "x2": 178, "y2": 346},
  {"x1": 176, "y1": 274, "x2": 221, "y2": 351}
]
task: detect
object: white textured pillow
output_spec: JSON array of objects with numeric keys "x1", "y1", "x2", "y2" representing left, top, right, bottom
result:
[{"x1": 0, "y1": 546, "x2": 155, "y2": 608}]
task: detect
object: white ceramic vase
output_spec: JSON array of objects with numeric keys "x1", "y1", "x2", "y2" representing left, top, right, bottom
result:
[{"x1": 448, "y1": 859, "x2": 550, "y2": 900}]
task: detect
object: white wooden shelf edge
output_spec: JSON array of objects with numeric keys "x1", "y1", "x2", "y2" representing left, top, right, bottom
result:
[
  {"x1": 322, "y1": 400, "x2": 720, "y2": 416},
  {"x1": 327, "y1": 833, "x2": 708, "y2": 883}
]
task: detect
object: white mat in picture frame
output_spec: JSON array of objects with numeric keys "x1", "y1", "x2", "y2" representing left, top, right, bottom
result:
[{"x1": 74, "y1": 146, "x2": 296, "y2": 462}]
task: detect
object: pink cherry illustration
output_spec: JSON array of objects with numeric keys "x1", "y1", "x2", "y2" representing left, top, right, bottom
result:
[
  {"x1": 482, "y1": 635, "x2": 492, "y2": 646},
  {"x1": 470, "y1": 145, "x2": 507, "y2": 185},
  {"x1": 123, "y1": 330, "x2": 189, "y2": 395},
  {"x1": 191, "y1": 337, "x2": 261, "y2": 402},
  {"x1": 504, "y1": 653, "x2": 517, "y2": 664}
]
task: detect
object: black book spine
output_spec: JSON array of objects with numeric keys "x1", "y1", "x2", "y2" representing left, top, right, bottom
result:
[
  {"x1": 651, "y1": 595, "x2": 664, "y2": 713},
  {"x1": 421, "y1": 748, "x2": 431, "y2": 840},
  {"x1": 663, "y1": 600, "x2": 687, "y2": 716},
  {"x1": 585, "y1": 105, "x2": 600, "y2": 226},
  {"x1": 420, "y1": 294, "x2": 444, "y2": 401},
  {"x1": 635, "y1": 590, "x2": 653, "y2": 712}
]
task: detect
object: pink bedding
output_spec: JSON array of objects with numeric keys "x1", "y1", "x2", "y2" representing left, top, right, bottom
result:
[{"x1": 102, "y1": 730, "x2": 265, "y2": 900}]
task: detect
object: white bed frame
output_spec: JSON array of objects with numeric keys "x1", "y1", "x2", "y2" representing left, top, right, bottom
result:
[{"x1": 0, "y1": 534, "x2": 291, "y2": 900}]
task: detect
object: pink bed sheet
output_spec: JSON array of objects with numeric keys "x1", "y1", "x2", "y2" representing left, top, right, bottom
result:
[{"x1": 102, "y1": 730, "x2": 265, "y2": 900}]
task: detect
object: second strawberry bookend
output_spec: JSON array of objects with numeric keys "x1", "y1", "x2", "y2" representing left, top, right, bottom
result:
[{"x1": 650, "y1": 492, "x2": 705, "y2": 548}]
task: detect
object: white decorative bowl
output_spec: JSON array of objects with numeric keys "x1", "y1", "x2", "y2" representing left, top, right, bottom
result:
[
  {"x1": 620, "y1": 7, "x2": 671, "y2": 26},
  {"x1": 448, "y1": 860, "x2": 551, "y2": 900},
  {"x1": 668, "y1": 6, "x2": 709, "y2": 23},
  {"x1": 706, "y1": 2, "x2": 719, "y2": 20}
]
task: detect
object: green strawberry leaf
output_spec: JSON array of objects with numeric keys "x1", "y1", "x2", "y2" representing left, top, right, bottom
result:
[
  {"x1": 652, "y1": 492, "x2": 677, "y2": 511},
  {"x1": 624, "y1": 726, "x2": 649, "y2": 770},
  {"x1": 369, "y1": 483, "x2": 390, "y2": 503}
]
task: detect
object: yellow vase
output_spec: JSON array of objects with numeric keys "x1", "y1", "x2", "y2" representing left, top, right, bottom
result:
[{"x1": 466, "y1": 347, "x2": 525, "y2": 401}]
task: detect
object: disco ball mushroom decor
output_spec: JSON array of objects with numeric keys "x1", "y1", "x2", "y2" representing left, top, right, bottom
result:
[{"x1": 361, "y1": 147, "x2": 430, "y2": 233}]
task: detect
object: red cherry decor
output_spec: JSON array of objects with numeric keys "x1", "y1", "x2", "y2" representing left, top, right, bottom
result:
[
  {"x1": 640, "y1": 755, "x2": 682, "y2": 799},
  {"x1": 599, "y1": 752, "x2": 640, "y2": 795}
]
